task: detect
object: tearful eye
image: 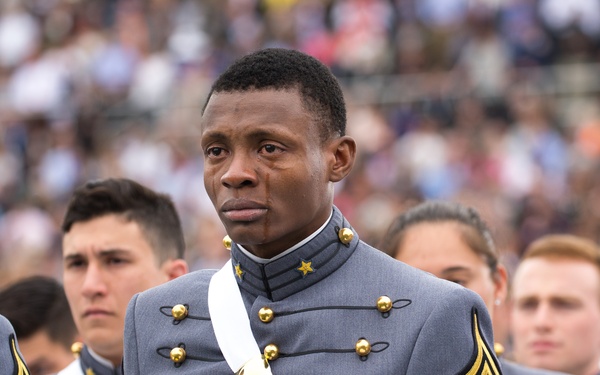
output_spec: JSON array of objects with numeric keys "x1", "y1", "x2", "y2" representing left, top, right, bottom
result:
[
  {"x1": 263, "y1": 144, "x2": 277, "y2": 153},
  {"x1": 207, "y1": 147, "x2": 224, "y2": 157}
]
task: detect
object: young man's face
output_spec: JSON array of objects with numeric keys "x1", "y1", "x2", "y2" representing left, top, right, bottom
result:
[
  {"x1": 511, "y1": 257, "x2": 600, "y2": 375},
  {"x1": 62, "y1": 214, "x2": 173, "y2": 365},
  {"x1": 200, "y1": 89, "x2": 337, "y2": 259}
]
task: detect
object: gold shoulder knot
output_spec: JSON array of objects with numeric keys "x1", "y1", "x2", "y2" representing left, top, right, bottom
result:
[
  {"x1": 463, "y1": 310, "x2": 501, "y2": 375},
  {"x1": 10, "y1": 334, "x2": 30, "y2": 375}
]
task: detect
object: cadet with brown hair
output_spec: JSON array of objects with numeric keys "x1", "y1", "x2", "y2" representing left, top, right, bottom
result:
[{"x1": 511, "y1": 234, "x2": 600, "y2": 375}]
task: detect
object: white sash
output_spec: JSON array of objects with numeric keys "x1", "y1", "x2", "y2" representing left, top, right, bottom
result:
[{"x1": 208, "y1": 259, "x2": 273, "y2": 374}]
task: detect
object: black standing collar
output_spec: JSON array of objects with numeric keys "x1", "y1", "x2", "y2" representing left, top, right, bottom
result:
[
  {"x1": 230, "y1": 206, "x2": 359, "y2": 301},
  {"x1": 79, "y1": 345, "x2": 122, "y2": 375}
]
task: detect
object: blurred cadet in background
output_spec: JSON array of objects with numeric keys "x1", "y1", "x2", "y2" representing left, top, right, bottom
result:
[
  {"x1": 58, "y1": 178, "x2": 188, "y2": 375},
  {"x1": 381, "y1": 200, "x2": 568, "y2": 375},
  {"x1": 0, "y1": 276, "x2": 78, "y2": 375},
  {"x1": 511, "y1": 234, "x2": 600, "y2": 375}
]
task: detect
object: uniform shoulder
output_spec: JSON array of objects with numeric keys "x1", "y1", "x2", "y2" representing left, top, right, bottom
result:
[
  {"x1": 359, "y1": 242, "x2": 475, "y2": 295},
  {"x1": 500, "y1": 359, "x2": 571, "y2": 375},
  {"x1": 0, "y1": 315, "x2": 30, "y2": 375},
  {"x1": 134, "y1": 269, "x2": 217, "y2": 304}
]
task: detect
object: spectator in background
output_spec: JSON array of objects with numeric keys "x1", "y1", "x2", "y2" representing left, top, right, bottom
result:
[
  {"x1": 380, "y1": 200, "x2": 567, "y2": 375},
  {"x1": 0, "y1": 276, "x2": 77, "y2": 375},
  {"x1": 58, "y1": 178, "x2": 188, "y2": 375},
  {"x1": 1, "y1": 0, "x2": 600, "y2": 309},
  {"x1": 511, "y1": 234, "x2": 600, "y2": 375}
]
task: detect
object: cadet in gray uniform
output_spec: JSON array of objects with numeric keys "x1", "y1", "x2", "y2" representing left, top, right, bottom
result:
[
  {"x1": 123, "y1": 48, "x2": 502, "y2": 374},
  {"x1": 58, "y1": 178, "x2": 188, "y2": 375},
  {"x1": 0, "y1": 314, "x2": 30, "y2": 375}
]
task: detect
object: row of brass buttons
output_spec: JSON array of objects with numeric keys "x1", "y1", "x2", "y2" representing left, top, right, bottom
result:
[
  {"x1": 169, "y1": 339, "x2": 373, "y2": 364},
  {"x1": 170, "y1": 296, "x2": 392, "y2": 325},
  {"x1": 256, "y1": 296, "x2": 392, "y2": 324}
]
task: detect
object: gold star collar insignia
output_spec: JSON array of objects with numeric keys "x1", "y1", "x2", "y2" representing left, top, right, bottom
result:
[
  {"x1": 297, "y1": 260, "x2": 315, "y2": 277},
  {"x1": 86, "y1": 368, "x2": 95, "y2": 375},
  {"x1": 235, "y1": 263, "x2": 244, "y2": 280}
]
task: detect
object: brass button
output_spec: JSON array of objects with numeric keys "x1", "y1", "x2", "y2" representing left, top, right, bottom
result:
[
  {"x1": 258, "y1": 307, "x2": 274, "y2": 323},
  {"x1": 355, "y1": 338, "x2": 371, "y2": 356},
  {"x1": 170, "y1": 347, "x2": 186, "y2": 363},
  {"x1": 223, "y1": 235, "x2": 232, "y2": 250},
  {"x1": 338, "y1": 228, "x2": 354, "y2": 244},
  {"x1": 71, "y1": 342, "x2": 83, "y2": 357},
  {"x1": 494, "y1": 343, "x2": 504, "y2": 357},
  {"x1": 264, "y1": 344, "x2": 279, "y2": 361},
  {"x1": 171, "y1": 304, "x2": 188, "y2": 320},
  {"x1": 376, "y1": 296, "x2": 393, "y2": 313}
]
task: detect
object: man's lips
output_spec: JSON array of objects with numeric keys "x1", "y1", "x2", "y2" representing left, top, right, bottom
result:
[
  {"x1": 529, "y1": 340, "x2": 558, "y2": 352},
  {"x1": 83, "y1": 308, "x2": 112, "y2": 318},
  {"x1": 221, "y1": 200, "x2": 267, "y2": 222}
]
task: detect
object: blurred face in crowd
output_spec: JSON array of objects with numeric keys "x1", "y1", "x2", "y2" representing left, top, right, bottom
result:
[
  {"x1": 63, "y1": 214, "x2": 186, "y2": 365},
  {"x1": 393, "y1": 222, "x2": 506, "y2": 317},
  {"x1": 18, "y1": 331, "x2": 74, "y2": 375},
  {"x1": 200, "y1": 88, "x2": 354, "y2": 259},
  {"x1": 511, "y1": 257, "x2": 600, "y2": 375}
]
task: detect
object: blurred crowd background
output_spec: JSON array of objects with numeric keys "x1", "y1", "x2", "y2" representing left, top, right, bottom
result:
[{"x1": 1, "y1": 0, "x2": 600, "y2": 287}]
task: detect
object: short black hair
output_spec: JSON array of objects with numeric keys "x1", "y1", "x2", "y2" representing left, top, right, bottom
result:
[
  {"x1": 62, "y1": 178, "x2": 185, "y2": 262},
  {"x1": 203, "y1": 48, "x2": 346, "y2": 141},
  {"x1": 0, "y1": 276, "x2": 77, "y2": 349},
  {"x1": 381, "y1": 201, "x2": 498, "y2": 273}
]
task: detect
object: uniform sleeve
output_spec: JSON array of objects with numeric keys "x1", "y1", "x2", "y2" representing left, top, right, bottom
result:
[
  {"x1": 406, "y1": 287, "x2": 502, "y2": 375},
  {"x1": 123, "y1": 293, "x2": 141, "y2": 374},
  {"x1": 0, "y1": 315, "x2": 30, "y2": 375}
]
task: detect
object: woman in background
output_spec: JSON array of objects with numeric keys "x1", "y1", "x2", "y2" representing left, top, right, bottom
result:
[{"x1": 380, "y1": 200, "x2": 567, "y2": 375}]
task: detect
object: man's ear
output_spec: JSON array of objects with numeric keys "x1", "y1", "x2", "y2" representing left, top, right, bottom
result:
[
  {"x1": 329, "y1": 136, "x2": 356, "y2": 183},
  {"x1": 162, "y1": 259, "x2": 189, "y2": 281}
]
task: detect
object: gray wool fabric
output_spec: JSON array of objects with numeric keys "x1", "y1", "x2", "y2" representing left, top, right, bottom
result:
[
  {"x1": 0, "y1": 314, "x2": 30, "y2": 375},
  {"x1": 500, "y1": 358, "x2": 570, "y2": 375},
  {"x1": 124, "y1": 206, "x2": 501, "y2": 374}
]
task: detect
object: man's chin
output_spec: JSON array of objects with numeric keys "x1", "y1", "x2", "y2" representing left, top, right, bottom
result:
[
  {"x1": 84, "y1": 329, "x2": 122, "y2": 351},
  {"x1": 525, "y1": 356, "x2": 562, "y2": 372}
]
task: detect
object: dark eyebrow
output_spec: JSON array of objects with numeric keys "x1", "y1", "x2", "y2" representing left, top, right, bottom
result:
[
  {"x1": 441, "y1": 266, "x2": 471, "y2": 275},
  {"x1": 515, "y1": 294, "x2": 540, "y2": 302},
  {"x1": 203, "y1": 127, "x2": 293, "y2": 143},
  {"x1": 201, "y1": 131, "x2": 227, "y2": 143},
  {"x1": 63, "y1": 253, "x2": 84, "y2": 262},
  {"x1": 63, "y1": 249, "x2": 130, "y2": 261},
  {"x1": 97, "y1": 249, "x2": 130, "y2": 257}
]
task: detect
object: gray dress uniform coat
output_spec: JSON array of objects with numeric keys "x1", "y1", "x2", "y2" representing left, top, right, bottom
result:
[
  {"x1": 124, "y1": 207, "x2": 501, "y2": 374},
  {"x1": 0, "y1": 314, "x2": 30, "y2": 375},
  {"x1": 499, "y1": 358, "x2": 570, "y2": 375}
]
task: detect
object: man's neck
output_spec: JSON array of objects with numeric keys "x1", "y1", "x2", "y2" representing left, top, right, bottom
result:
[{"x1": 238, "y1": 210, "x2": 333, "y2": 263}]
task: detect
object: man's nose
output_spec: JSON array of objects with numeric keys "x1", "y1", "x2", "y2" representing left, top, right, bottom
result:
[
  {"x1": 81, "y1": 263, "x2": 108, "y2": 299},
  {"x1": 220, "y1": 153, "x2": 258, "y2": 188},
  {"x1": 532, "y1": 303, "x2": 554, "y2": 331}
]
